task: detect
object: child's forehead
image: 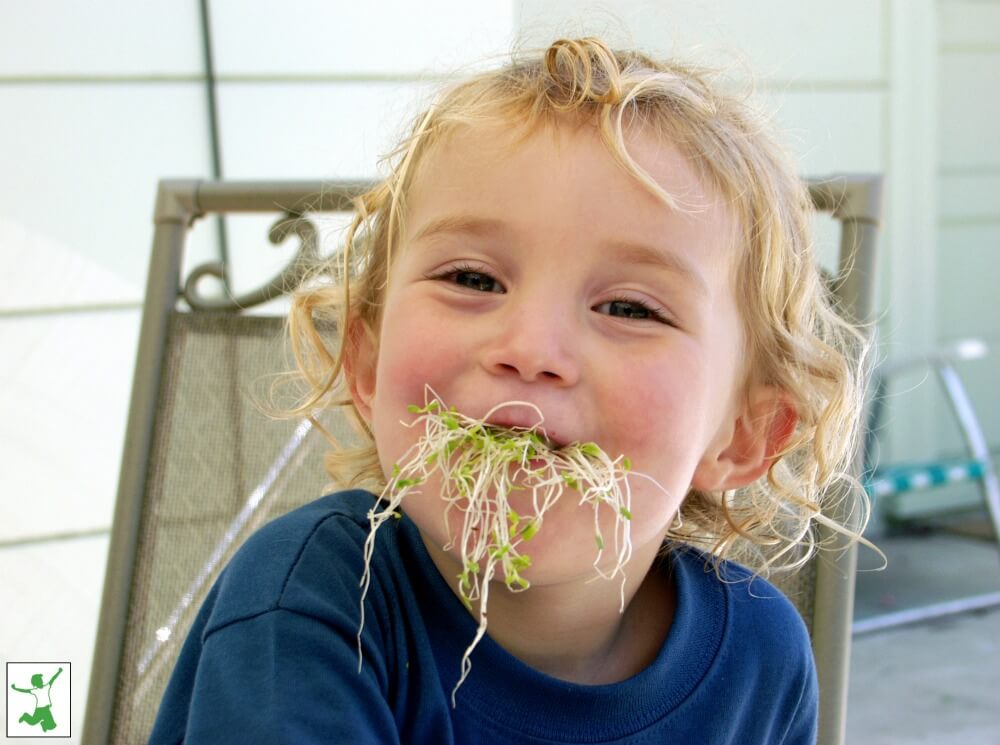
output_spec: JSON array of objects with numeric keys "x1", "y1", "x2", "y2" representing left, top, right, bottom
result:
[
  {"x1": 406, "y1": 119, "x2": 735, "y2": 238},
  {"x1": 418, "y1": 120, "x2": 564, "y2": 174}
]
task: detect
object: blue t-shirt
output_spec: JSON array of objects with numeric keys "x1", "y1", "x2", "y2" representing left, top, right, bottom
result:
[{"x1": 150, "y1": 489, "x2": 817, "y2": 744}]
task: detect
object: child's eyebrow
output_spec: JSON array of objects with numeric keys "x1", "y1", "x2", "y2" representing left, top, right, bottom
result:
[
  {"x1": 608, "y1": 240, "x2": 710, "y2": 298},
  {"x1": 411, "y1": 215, "x2": 510, "y2": 243}
]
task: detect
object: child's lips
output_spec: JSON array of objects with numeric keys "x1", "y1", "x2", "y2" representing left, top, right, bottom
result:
[{"x1": 482, "y1": 414, "x2": 568, "y2": 450}]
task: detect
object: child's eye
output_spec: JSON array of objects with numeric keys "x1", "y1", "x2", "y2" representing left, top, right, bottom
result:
[
  {"x1": 595, "y1": 297, "x2": 673, "y2": 325},
  {"x1": 456, "y1": 271, "x2": 502, "y2": 293},
  {"x1": 430, "y1": 265, "x2": 505, "y2": 294}
]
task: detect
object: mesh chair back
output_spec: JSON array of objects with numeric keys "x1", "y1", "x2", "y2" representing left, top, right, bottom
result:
[
  {"x1": 111, "y1": 312, "x2": 357, "y2": 741},
  {"x1": 84, "y1": 177, "x2": 881, "y2": 745}
]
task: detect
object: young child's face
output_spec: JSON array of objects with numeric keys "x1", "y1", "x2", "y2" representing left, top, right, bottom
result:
[{"x1": 349, "y1": 120, "x2": 756, "y2": 586}]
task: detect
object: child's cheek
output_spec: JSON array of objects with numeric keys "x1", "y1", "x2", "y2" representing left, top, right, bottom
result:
[
  {"x1": 382, "y1": 331, "x2": 461, "y2": 405},
  {"x1": 605, "y1": 367, "x2": 709, "y2": 491},
  {"x1": 609, "y1": 375, "x2": 685, "y2": 447},
  {"x1": 371, "y1": 319, "x2": 466, "y2": 466}
]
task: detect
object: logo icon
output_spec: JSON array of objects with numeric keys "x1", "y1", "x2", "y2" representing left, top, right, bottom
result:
[{"x1": 6, "y1": 662, "x2": 71, "y2": 738}]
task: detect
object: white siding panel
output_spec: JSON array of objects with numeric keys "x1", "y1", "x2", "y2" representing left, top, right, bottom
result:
[
  {"x1": 0, "y1": 84, "x2": 214, "y2": 307},
  {"x1": 0, "y1": 216, "x2": 139, "y2": 310},
  {"x1": 210, "y1": 0, "x2": 514, "y2": 75},
  {"x1": 216, "y1": 81, "x2": 434, "y2": 179},
  {"x1": 937, "y1": 223, "x2": 1000, "y2": 341},
  {"x1": 516, "y1": 0, "x2": 885, "y2": 82},
  {"x1": 939, "y1": 0, "x2": 1000, "y2": 48},
  {"x1": 939, "y1": 53, "x2": 1000, "y2": 168},
  {"x1": 759, "y1": 89, "x2": 886, "y2": 174},
  {"x1": 936, "y1": 0, "x2": 1000, "y2": 462},
  {"x1": 0, "y1": 1, "x2": 202, "y2": 76},
  {"x1": 940, "y1": 173, "x2": 1000, "y2": 221},
  {"x1": 0, "y1": 311, "x2": 140, "y2": 542},
  {"x1": 2, "y1": 536, "x2": 108, "y2": 742}
]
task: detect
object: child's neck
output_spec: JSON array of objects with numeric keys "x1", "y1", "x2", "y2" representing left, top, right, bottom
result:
[{"x1": 423, "y1": 536, "x2": 676, "y2": 685}]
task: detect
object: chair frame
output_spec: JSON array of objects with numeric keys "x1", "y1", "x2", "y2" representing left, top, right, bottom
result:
[
  {"x1": 855, "y1": 337, "x2": 1000, "y2": 634},
  {"x1": 83, "y1": 175, "x2": 883, "y2": 745}
]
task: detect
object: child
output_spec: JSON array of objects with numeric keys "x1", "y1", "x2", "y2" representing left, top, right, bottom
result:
[
  {"x1": 11, "y1": 668, "x2": 63, "y2": 733},
  {"x1": 151, "y1": 37, "x2": 868, "y2": 743}
]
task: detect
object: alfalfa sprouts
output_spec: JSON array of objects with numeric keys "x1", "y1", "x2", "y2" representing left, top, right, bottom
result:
[{"x1": 357, "y1": 387, "x2": 669, "y2": 703}]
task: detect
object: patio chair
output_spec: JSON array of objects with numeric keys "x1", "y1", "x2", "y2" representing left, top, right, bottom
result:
[
  {"x1": 82, "y1": 174, "x2": 883, "y2": 745},
  {"x1": 854, "y1": 337, "x2": 1000, "y2": 633}
]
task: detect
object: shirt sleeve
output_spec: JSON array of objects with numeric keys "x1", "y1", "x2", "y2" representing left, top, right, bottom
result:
[
  {"x1": 150, "y1": 606, "x2": 400, "y2": 745},
  {"x1": 778, "y1": 645, "x2": 819, "y2": 745},
  {"x1": 149, "y1": 495, "x2": 408, "y2": 745}
]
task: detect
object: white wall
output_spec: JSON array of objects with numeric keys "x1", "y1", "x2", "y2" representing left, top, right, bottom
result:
[
  {"x1": 937, "y1": 0, "x2": 1000, "y2": 450},
  {"x1": 881, "y1": 0, "x2": 1000, "y2": 518},
  {"x1": 1, "y1": 1, "x2": 995, "y2": 740},
  {"x1": 1, "y1": 4, "x2": 205, "y2": 739}
]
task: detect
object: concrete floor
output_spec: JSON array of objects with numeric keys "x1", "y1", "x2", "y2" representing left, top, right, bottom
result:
[{"x1": 847, "y1": 529, "x2": 1000, "y2": 744}]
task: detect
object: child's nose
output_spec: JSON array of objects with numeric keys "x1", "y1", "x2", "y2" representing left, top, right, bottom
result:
[{"x1": 480, "y1": 294, "x2": 581, "y2": 386}]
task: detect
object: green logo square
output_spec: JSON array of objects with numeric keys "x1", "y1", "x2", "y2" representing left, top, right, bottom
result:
[{"x1": 6, "y1": 662, "x2": 71, "y2": 738}]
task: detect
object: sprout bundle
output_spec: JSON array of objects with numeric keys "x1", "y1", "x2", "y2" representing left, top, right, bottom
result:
[{"x1": 359, "y1": 389, "x2": 667, "y2": 701}]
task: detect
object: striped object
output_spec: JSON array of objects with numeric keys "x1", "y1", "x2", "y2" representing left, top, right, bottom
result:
[{"x1": 865, "y1": 459, "x2": 988, "y2": 499}]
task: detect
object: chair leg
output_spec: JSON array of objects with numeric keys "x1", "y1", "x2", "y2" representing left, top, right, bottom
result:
[
  {"x1": 937, "y1": 363, "x2": 1000, "y2": 557},
  {"x1": 979, "y1": 468, "x2": 1000, "y2": 559}
]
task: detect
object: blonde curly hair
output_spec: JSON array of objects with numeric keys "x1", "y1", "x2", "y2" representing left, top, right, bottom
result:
[{"x1": 286, "y1": 37, "x2": 871, "y2": 575}]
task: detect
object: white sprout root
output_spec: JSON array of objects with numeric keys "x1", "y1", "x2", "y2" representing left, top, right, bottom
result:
[{"x1": 357, "y1": 387, "x2": 669, "y2": 704}]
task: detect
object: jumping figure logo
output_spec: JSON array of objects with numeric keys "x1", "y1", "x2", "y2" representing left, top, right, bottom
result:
[{"x1": 6, "y1": 662, "x2": 71, "y2": 738}]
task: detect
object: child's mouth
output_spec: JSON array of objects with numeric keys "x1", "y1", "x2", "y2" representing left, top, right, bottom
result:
[
  {"x1": 360, "y1": 389, "x2": 661, "y2": 702},
  {"x1": 481, "y1": 419, "x2": 566, "y2": 452},
  {"x1": 480, "y1": 402, "x2": 568, "y2": 451},
  {"x1": 485, "y1": 424, "x2": 562, "y2": 452}
]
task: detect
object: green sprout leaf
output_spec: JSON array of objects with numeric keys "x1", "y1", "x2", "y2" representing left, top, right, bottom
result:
[
  {"x1": 511, "y1": 555, "x2": 532, "y2": 571},
  {"x1": 490, "y1": 544, "x2": 511, "y2": 559},
  {"x1": 519, "y1": 520, "x2": 540, "y2": 541},
  {"x1": 506, "y1": 574, "x2": 530, "y2": 590}
]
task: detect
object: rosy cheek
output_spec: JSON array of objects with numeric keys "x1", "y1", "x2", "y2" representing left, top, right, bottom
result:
[
  {"x1": 379, "y1": 308, "x2": 445, "y2": 385},
  {"x1": 609, "y1": 379, "x2": 673, "y2": 445},
  {"x1": 383, "y1": 338, "x2": 457, "y2": 403}
]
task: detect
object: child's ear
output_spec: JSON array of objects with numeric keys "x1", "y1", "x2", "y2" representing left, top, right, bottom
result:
[
  {"x1": 341, "y1": 317, "x2": 378, "y2": 423},
  {"x1": 691, "y1": 387, "x2": 798, "y2": 492}
]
